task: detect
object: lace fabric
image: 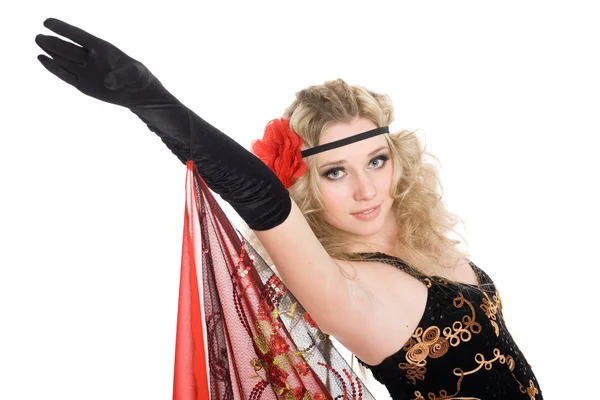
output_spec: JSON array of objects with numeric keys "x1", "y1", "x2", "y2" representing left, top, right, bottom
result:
[{"x1": 173, "y1": 161, "x2": 375, "y2": 400}]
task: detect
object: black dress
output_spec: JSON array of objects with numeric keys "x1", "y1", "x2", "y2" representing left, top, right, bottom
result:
[{"x1": 351, "y1": 253, "x2": 542, "y2": 400}]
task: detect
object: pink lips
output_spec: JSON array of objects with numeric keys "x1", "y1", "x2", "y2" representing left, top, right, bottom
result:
[{"x1": 350, "y1": 204, "x2": 381, "y2": 221}]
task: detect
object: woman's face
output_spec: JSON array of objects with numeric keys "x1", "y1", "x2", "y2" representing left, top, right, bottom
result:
[{"x1": 316, "y1": 118, "x2": 395, "y2": 238}]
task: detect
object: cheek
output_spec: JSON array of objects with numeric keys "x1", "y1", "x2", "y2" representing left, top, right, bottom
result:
[
  {"x1": 318, "y1": 181, "x2": 349, "y2": 217},
  {"x1": 379, "y1": 164, "x2": 395, "y2": 195}
]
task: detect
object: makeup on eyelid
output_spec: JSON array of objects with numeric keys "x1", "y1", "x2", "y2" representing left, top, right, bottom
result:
[{"x1": 321, "y1": 153, "x2": 390, "y2": 180}]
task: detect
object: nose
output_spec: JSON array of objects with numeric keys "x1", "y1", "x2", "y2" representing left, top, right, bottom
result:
[{"x1": 353, "y1": 171, "x2": 376, "y2": 202}]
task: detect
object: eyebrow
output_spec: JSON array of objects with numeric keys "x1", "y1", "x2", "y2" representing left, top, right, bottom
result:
[{"x1": 318, "y1": 146, "x2": 390, "y2": 170}]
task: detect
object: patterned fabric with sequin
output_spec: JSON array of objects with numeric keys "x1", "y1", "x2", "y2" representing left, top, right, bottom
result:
[{"x1": 351, "y1": 253, "x2": 543, "y2": 400}]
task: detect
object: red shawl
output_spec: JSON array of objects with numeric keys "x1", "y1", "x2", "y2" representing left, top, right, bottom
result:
[{"x1": 172, "y1": 161, "x2": 375, "y2": 400}]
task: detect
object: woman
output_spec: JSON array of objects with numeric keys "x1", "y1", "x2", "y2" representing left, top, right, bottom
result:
[{"x1": 35, "y1": 18, "x2": 542, "y2": 399}]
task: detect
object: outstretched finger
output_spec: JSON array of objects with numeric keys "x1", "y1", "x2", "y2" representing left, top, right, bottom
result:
[
  {"x1": 35, "y1": 34, "x2": 88, "y2": 65},
  {"x1": 37, "y1": 54, "x2": 78, "y2": 87},
  {"x1": 43, "y1": 18, "x2": 100, "y2": 50}
]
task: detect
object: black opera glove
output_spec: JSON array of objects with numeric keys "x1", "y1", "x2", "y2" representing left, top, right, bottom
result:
[{"x1": 36, "y1": 18, "x2": 290, "y2": 231}]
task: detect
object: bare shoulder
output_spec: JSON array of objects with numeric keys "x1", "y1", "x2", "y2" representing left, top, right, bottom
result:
[{"x1": 431, "y1": 256, "x2": 479, "y2": 286}]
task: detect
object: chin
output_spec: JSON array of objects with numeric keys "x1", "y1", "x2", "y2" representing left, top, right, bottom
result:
[
  {"x1": 333, "y1": 210, "x2": 391, "y2": 238},
  {"x1": 346, "y1": 220, "x2": 388, "y2": 237}
]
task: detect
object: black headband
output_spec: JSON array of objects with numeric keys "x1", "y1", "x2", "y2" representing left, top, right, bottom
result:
[{"x1": 300, "y1": 126, "x2": 390, "y2": 158}]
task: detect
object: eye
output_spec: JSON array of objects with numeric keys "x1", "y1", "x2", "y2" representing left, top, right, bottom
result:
[
  {"x1": 323, "y1": 168, "x2": 347, "y2": 181},
  {"x1": 369, "y1": 154, "x2": 390, "y2": 169}
]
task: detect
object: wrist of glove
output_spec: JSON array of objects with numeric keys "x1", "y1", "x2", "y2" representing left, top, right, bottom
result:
[{"x1": 36, "y1": 18, "x2": 290, "y2": 231}]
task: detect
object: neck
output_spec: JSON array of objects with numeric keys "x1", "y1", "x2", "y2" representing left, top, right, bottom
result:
[
  {"x1": 338, "y1": 211, "x2": 436, "y2": 270},
  {"x1": 342, "y1": 209, "x2": 399, "y2": 255}
]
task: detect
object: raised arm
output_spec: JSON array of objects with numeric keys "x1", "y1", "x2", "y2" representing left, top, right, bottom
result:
[{"x1": 35, "y1": 18, "x2": 366, "y2": 335}]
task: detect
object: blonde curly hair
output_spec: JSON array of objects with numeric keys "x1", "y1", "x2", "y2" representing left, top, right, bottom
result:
[{"x1": 245, "y1": 79, "x2": 468, "y2": 274}]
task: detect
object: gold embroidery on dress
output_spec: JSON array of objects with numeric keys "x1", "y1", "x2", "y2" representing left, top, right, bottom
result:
[
  {"x1": 442, "y1": 293, "x2": 482, "y2": 347},
  {"x1": 415, "y1": 349, "x2": 517, "y2": 400},
  {"x1": 437, "y1": 277, "x2": 450, "y2": 285},
  {"x1": 480, "y1": 291, "x2": 502, "y2": 336},
  {"x1": 506, "y1": 355, "x2": 515, "y2": 371},
  {"x1": 399, "y1": 362, "x2": 427, "y2": 384},
  {"x1": 512, "y1": 373, "x2": 539, "y2": 400},
  {"x1": 526, "y1": 380, "x2": 540, "y2": 399},
  {"x1": 399, "y1": 293, "x2": 481, "y2": 384},
  {"x1": 411, "y1": 372, "x2": 480, "y2": 400},
  {"x1": 454, "y1": 348, "x2": 513, "y2": 376},
  {"x1": 398, "y1": 327, "x2": 441, "y2": 384}
]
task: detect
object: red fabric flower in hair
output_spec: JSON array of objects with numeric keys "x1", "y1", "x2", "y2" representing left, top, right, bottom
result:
[{"x1": 252, "y1": 119, "x2": 307, "y2": 189}]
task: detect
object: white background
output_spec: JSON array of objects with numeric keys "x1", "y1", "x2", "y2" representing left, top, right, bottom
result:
[{"x1": 2, "y1": 1, "x2": 598, "y2": 399}]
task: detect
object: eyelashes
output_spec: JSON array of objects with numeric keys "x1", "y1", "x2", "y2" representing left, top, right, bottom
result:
[
  {"x1": 368, "y1": 154, "x2": 390, "y2": 169},
  {"x1": 322, "y1": 154, "x2": 390, "y2": 181}
]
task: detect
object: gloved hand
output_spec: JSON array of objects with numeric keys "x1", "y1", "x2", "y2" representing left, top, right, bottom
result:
[
  {"x1": 36, "y1": 18, "x2": 192, "y2": 163},
  {"x1": 36, "y1": 18, "x2": 172, "y2": 108},
  {"x1": 36, "y1": 18, "x2": 291, "y2": 231}
]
